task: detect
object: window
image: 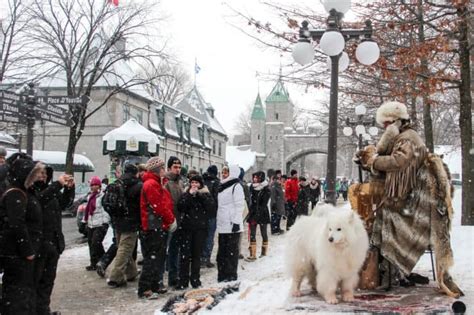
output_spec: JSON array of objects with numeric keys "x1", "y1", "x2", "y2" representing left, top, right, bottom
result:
[
  {"x1": 275, "y1": 113, "x2": 279, "y2": 120},
  {"x1": 123, "y1": 104, "x2": 130, "y2": 122},
  {"x1": 157, "y1": 108, "x2": 166, "y2": 135},
  {"x1": 135, "y1": 109, "x2": 143, "y2": 124},
  {"x1": 218, "y1": 142, "x2": 222, "y2": 156},
  {"x1": 175, "y1": 116, "x2": 183, "y2": 140},
  {"x1": 257, "y1": 134, "x2": 260, "y2": 140},
  {"x1": 269, "y1": 136, "x2": 272, "y2": 140},
  {"x1": 275, "y1": 136, "x2": 278, "y2": 140},
  {"x1": 212, "y1": 140, "x2": 216, "y2": 154}
]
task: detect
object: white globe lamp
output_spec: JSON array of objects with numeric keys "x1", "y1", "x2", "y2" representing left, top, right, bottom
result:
[
  {"x1": 321, "y1": 0, "x2": 351, "y2": 14},
  {"x1": 292, "y1": 41, "x2": 315, "y2": 66},
  {"x1": 363, "y1": 133, "x2": 372, "y2": 141},
  {"x1": 356, "y1": 41, "x2": 380, "y2": 65},
  {"x1": 355, "y1": 124, "x2": 365, "y2": 135},
  {"x1": 368, "y1": 126, "x2": 379, "y2": 136},
  {"x1": 320, "y1": 31, "x2": 345, "y2": 56},
  {"x1": 355, "y1": 104, "x2": 367, "y2": 116},
  {"x1": 342, "y1": 126, "x2": 353, "y2": 136},
  {"x1": 326, "y1": 51, "x2": 349, "y2": 72}
]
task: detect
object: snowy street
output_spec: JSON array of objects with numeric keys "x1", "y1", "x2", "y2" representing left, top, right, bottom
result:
[{"x1": 50, "y1": 189, "x2": 473, "y2": 314}]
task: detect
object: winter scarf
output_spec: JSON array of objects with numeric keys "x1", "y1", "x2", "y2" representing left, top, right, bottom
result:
[
  {"x1": 218, "y1": 178, "x2": 240, "y2": 193},
  {"x1": 252, "y1": 180, "x2": 268, "y2": 191},
  {"x1": 84, "y1": 191, "x2": 99, "y2": 222}
]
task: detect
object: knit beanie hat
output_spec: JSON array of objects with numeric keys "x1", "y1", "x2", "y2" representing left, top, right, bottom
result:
[
  {"x1": 207, "y1": 165, "x2": 218, "y2": 177},
  {"x1": 146, "y1": 156, "x2": 165, "y2": 172},
  {"x1": 90, "y1": 176, "x2": 102, "y2": 186},
  {"x1": 124, "y1": 163, "x2": 138, "y2": 175},
  {"x1": 167, "y1": 156, "x2": 181, "y2": 169},
  {"x1": 189, "y1": 174, "x2": 204, "y2": 188}
]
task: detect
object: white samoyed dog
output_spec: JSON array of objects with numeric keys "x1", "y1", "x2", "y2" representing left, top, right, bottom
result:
[{"x1": 285, "y1": 204, "x2": 369, "y2": 304}]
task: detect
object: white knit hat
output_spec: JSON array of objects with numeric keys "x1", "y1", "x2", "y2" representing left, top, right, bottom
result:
[{"x1": 376, "y1": 101, "x2": 409, "y2": 126}]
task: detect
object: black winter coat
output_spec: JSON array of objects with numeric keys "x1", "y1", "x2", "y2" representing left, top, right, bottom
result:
[
  {"x1": 203, "y1": 172, "x2": 220, "y2": 218},
  {"x1": 178, "y1": 187, "x2": 215, "y2": 230},
  {"x1": 247, "y1": 183, "x2": 271, "y2": 224},
  {"x1": 36, "y1": 174, "x2": 75, "y2": 254},
  {"x1": 0, "y1": 158, "x2": 44, "y2": 258},
  {"x1": 114, "y1": 173, "x2": 142, "y2": 233},
  {"x1": 296, "y1": 184, "x2": 311, "y2": 216}
]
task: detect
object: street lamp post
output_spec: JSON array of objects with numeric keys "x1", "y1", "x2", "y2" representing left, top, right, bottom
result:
[
  {"x1": 343, "y1": 104, "x2": 379, "y2": 182},
  {"x1": 291, "y1": 0, "x2": 380, "y2": 205}
]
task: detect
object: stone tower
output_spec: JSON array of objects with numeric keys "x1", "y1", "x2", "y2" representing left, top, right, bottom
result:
[
  {"x1": 263, "y1": 79, "x2": 292, "y2": 171},
  {"x1": 250, "y1": 93, "x2": 265, "y2": 153}
]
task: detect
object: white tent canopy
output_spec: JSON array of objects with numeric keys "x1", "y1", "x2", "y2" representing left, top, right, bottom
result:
[{"x1": 103, "y1": 119, "x2": 160, "y2": 154}]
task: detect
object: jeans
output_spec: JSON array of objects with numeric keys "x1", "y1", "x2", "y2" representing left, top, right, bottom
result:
[
  {"x1": 138, "y1": 229, "x2": 167, "y2": 296},
  {"x1": 158, "y1": 231, "x2": 179, "y2": 286},
  {"x1": 202, "y1": 218, "x2": 217, "y2": 260},
  {"x1": 270, "y1": 213, "x2": 282, "y2": 233},
  {"x1": 87, "y1": 225, "x2": 108, "y2": 266},
  {"x1": 179, "y1": 229, "x2": 207, "y2": 287}
]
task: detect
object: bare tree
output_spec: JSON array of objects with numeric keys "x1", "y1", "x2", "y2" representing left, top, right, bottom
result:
[
  {"x1": 0, "y1": 0, "x2": 30, "y2": 83},
  {"x1": 233, "y1": 102, "x2": 252, "y2": 139},
  {"x1": 140, "y1": 61, "x2": 192, "y2": 105},
  {"x1": 26, "y1": 0, "x2": 167, "y2": 173}
]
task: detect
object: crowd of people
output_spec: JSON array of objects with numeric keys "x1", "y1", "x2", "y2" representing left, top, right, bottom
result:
[{"x1": 0, "y1": 144, "x2": 341, "y2": 312}]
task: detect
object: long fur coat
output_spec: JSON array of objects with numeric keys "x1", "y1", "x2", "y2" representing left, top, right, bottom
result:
[{"x1": 360, "y1": 123, "x2": 463, "y2": 298}]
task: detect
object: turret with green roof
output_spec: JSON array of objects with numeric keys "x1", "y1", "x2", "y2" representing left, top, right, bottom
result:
[{"x1": 250, "y1": 93, "x2": 266, "y2": 153}]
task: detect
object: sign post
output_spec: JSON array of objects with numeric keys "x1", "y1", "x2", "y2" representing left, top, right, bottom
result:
[{"x1": 0, "y1": 83, "x2": 89, "y2": 156}]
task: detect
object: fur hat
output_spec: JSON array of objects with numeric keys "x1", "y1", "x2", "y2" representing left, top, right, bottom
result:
[
  {"x1": 376, "y1": 101, "x2": 409, "y2": 126},
  {"x1": 207, "y1": 165, "x2": 218, "y2": 177},
  {"x1": 189, "y1": 174, "x2": 204, "y2": 188},
  {"x1": 187, "y1": 169, "x2": 199, "y2": 178},
  {"x1": 146, "y1": 156, "x2": 165, "y2": 172},
  {"x1": 124, "y1": 163, "x2": 138, "y2": 175},
  {"x1": 167, "y1": 156, "x2": 181, "y2": 169},
  {"x1": 137, "y1": 164, "x2": 147, "y2": 173},
  {"x1": 89, "y1": 176, "x2": 102, "y2": 186}
]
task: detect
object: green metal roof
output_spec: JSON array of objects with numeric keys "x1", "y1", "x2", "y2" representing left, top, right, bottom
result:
[
  {"x1": 251, "y1": 93, "x2": 265, "y2": 120},
  {"x1": 265, "y1": 79, "x2": 290, "y2": 103}
]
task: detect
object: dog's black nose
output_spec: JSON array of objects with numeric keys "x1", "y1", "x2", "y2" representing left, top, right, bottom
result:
[{"x1": 328, "y1": 237, "x2": 334, "y2": 242}]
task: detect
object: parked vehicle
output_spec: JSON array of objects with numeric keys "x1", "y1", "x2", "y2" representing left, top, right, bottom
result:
[{"x1": 64, "y1": 183, "x2": 90, "y2": 217}]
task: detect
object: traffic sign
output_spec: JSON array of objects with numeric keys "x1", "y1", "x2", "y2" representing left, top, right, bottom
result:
[
  {"x1": 0, "y1": 90, "x2": 26, "y2": 123},
  {"x1": 0, "y1": 111, "x2": 25, "y2": 124},
  {"x1": 35, "y1": 95, "x2": 83, "y2": 127}
]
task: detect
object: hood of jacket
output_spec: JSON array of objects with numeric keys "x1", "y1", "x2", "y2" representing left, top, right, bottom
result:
[
  {"x1": 121, "y1": 172, "x2": 140, "y2": 187},
  {"x1": 8, "y1": 158, "x2": 44, "y2": 190},
  {"x1": 142, "y1": 171, "x2": 161, "y2": 185},
  {"x1": 222, "y1": 165, "x2": 240, "y2": 184}
]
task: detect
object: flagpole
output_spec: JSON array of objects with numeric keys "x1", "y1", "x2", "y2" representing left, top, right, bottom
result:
[{"x1": 194, "y1": 57, "x2": 197, "y2": 87}]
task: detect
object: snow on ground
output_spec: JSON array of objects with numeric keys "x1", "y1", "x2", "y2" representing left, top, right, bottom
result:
[
  {"x1": 53, "y1": 188, "x2": 472, "y2": 314},
  {"x1": 193, "y1": 188, "x2": 473, "y2": 315}
]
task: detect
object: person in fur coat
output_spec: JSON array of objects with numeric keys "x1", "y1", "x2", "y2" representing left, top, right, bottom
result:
[
  {"x1": 355, "y1": 101, "x2": 463, "y2": 298},
  {"x1": 245, "y1": 171, "x2": 271, "y2": 261}
]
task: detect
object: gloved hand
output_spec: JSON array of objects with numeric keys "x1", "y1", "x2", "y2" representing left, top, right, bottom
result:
[
  {"x1": 168, "y1": 219, "x2": 178, "y2": 233},
  {"x1": 232, "y1": 223, "x2": 240, "y2": 233}
]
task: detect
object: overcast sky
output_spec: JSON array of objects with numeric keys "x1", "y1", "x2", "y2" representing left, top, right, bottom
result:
[{"x1": 159, "y1": 0, "x2": 343, "y2": 137}]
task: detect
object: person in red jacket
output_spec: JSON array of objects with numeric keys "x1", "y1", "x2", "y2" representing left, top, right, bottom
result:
[
  {"x1": 137, "y1": 157, "x2": 177, "y2": 299},
  {"x1": 284, "y1": 169, "x2": 299, "y2": 230}
]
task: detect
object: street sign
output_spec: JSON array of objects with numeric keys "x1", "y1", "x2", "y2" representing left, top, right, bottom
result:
[
  {"x1": 36, "y1": 95, "x2": 85, "y2": 127},
  {"x1": 35, "y1": 110, "x2": 73, "y2": 126},
  {"x1": 0, "y1": 90, "x2": 26, "y2": 123}
]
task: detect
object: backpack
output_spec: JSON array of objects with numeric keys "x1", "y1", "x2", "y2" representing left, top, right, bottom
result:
[{"x1": 102, "y1": 179, "x2": 128, "y2": 217}]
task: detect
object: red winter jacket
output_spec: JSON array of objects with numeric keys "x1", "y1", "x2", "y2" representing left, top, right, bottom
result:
[
  {"x1": 140, "y1": 171, "x2": 175, "y2": 231},
  {"x1": 285, "y1": 177, "x2": 299, "y2": 203}
]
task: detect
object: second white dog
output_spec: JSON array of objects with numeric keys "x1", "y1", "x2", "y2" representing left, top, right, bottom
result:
[{"x1": 285, "y1": 204, "x2": 369, "y2": 304}]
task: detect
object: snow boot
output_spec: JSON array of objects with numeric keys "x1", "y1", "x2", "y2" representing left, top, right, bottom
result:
[
  {"x1": 245, "y1": 242, "x2": 257, "y2": 261},
  {"x1": 260, "y1": 241, "x2": 269, "y2": 258}
]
